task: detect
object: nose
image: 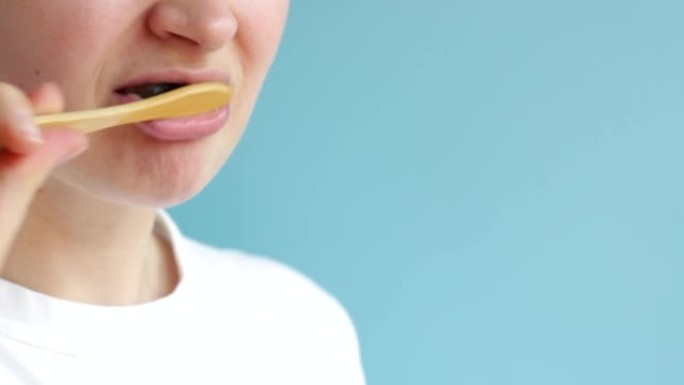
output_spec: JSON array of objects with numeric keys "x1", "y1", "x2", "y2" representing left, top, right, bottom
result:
[{"x1": 147, "y1": 0, "x2": 237, "y2": 52}]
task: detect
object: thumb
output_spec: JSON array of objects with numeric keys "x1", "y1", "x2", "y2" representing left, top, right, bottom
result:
[{"x1": 1, "y1": 128, "x2": 88, "y2": 186}]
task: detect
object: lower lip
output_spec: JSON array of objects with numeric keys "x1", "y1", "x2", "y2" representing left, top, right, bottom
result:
[{"x1": 112, "y1": 93, "x2": 231, "y2": 141}]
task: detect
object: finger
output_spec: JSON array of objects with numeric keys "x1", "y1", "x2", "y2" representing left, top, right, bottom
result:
[
  {"x1": 0, "y1": 83, "x2": 43, "y2": 155},
  {"x1": 0, "y1": 128, "x2": 88, "y2": 178},
  {"x1": 28, "y1": 82, "x2": 65, "y2": 115}
]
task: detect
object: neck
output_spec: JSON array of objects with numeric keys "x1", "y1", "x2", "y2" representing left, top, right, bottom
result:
[{"x1": 1, "y1": 178, "x2": 179, "y2": 306}]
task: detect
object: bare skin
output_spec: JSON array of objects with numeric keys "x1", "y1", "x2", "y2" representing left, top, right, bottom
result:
[{"x1": 0, "y1": 0, "x2": 289, "y2": 306}]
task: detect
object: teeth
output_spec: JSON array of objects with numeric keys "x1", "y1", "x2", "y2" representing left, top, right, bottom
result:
[{"x1": 117, "y1": 83, "x2": 185, "y2": 99}]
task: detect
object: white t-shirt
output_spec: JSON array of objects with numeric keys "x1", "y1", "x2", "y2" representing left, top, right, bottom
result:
[{"x1": 0, "y1": 212, "x2": 366, "y2": 385}]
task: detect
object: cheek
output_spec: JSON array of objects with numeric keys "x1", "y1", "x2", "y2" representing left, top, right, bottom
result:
[
  {"x1": 0, "y1": 2, "x2": 132, "y2": 95},
  {"x1": 234, "y1": 0, "x2": 289, "y2": 72}
]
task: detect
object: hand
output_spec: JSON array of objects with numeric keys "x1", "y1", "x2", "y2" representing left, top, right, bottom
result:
[{"x1": 0, "y1": 82, "x2": 88, "y2": 270}]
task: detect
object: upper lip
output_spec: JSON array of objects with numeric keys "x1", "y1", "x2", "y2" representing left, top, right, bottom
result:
[{"x1": 114, "y1": 68, "x2": 231, "y2": 92}]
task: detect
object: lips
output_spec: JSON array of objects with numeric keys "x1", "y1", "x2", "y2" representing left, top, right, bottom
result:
[{"x1": 110, "y1": 69, "x2": 232, "y2": 141}]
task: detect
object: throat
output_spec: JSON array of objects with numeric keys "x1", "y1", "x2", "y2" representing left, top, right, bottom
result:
[
  {"x1": 1, "y1": 189, "x2": 180, "y2": 306},
  {"x1": 136, "y1": 232, "x2": 179, "y2": 304}
]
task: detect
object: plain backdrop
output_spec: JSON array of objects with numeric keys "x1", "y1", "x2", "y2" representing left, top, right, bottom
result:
[{"x1": 171, "y1": 1, "x2": 684, "y2": 384}]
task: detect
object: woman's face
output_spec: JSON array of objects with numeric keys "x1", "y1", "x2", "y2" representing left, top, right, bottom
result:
[{"x1": 0, "y1": 0, "x2": 289, "y2": 207}]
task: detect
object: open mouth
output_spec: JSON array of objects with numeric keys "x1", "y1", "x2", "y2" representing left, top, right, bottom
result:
[
  {"x1": 110, "y1": 79, "x2": 231, "y2": 141},
  {"x1": 115, "y1": 82, "x2": 188, "y2": 99}
]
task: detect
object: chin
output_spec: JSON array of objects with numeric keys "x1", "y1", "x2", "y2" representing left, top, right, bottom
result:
[
  {"x1": 76, "y1": 175, "x2": 212, "y2": 210},
  {"x1": 51, "y1": 150, "x2": 224, "y2": 210},
  {"x1": 106, "y1": 161, "x2": 220, "y2": 208},
  {"x1": 121, "y1": 178, "x2": 210, "y2": 208},
  {"x1": 49, "y1": 120, "x2": 239, "y2": 210}
]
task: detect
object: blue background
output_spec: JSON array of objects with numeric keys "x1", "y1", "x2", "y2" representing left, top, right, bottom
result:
[{"x1": 171, "y1": 1, "x2": 684, "y2": 384}]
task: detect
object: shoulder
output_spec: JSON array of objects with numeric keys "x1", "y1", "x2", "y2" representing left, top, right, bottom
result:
[
  {"x1": 160, "y1": 210, "x2": 365, "y2": 383},
  {"x1": 181, "y1": 237, "x2": 357, "y2": 334},
  {"x1": 182, "y1": 238, "x2": 339, "y2": 306},
  {"x1": 177, "y1": 237, "x2": 366, "y2": 384}
]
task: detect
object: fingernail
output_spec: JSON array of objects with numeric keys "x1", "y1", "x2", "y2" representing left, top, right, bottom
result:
[
  {"x1": 14, "y1": 110, "x2": 43, "y2": 144},
  {"x1": 57, "y1": 142, "x2": 88, "y2": 166}
]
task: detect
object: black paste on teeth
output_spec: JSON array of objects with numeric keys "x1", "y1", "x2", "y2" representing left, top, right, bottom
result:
[{"x1": 118, "y1": 83, "x2": 185, "y2": 98}]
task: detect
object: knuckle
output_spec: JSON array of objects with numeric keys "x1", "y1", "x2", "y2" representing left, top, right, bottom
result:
[
  {"x1": 0, "y1": 83, "x2": 30, "y2": 112},
  {"x1": 0, "y1": 83, "x2": 33, "y2": 143}
]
